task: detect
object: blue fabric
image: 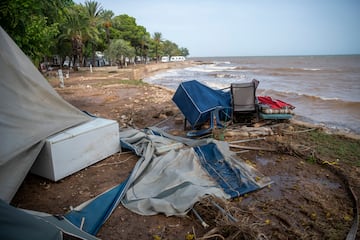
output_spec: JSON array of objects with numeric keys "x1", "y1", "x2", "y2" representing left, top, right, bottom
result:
[
  {"x1": 194, "y1": 143, "x2": 259, "y2": 198},
  {"x1": 0, "y1": 199, "x2": 62, "y2": 240},
  {"x1": 65, "y1": 179, "x2": 128, "y2": 235},
  {"x1": 172, "y1": 80, "x2": 231, "y2": 128}
]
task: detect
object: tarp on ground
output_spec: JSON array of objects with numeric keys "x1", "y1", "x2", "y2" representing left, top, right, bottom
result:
[
  {"x1": 0, "y1": 27, "x2": 91, "y2": 202},
  {"x1": 172, "y1": 80, "x2": 231, "y2": 128},
  {"x1": 64, "y1": 127, "x2": 272, "y2": 234},
  {"x1": 121, "y1": 127, "x2": 272, "y2": 216},
  {"x1": 62, "y1": 127, "x2": 271, "y2": 234}
]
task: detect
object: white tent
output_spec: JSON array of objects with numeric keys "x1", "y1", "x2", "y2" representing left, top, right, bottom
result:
[{"x1": 0, "y1": 27, "x2": 91, "y2": 202}]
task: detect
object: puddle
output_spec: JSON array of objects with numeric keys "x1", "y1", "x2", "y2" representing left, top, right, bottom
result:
[
  {"x1": 254, "y1": 156, "x2": 274, "y2": 166},
  {"x1": 240, "y1": 174, "x2": 342, "y2": 204},
  {"x1": 308, "y1": 178, "x2": 341, "y2": 189}
]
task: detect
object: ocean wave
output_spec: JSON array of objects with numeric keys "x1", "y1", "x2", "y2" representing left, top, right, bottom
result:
[
  {"x1": 234, "y1": 66, "x2": 322, "y2": 72},
  {"x1": 258, "y1": 88, "x2": 360, "y2": 106},
  {"x1": 210, "y1": 73, "x2": 247, "y2": 79},
  {"x1": 303, "y1": 68, "x2": 321, "y2": 71},
  {"x1": 186, "y1": 64, "x2": 237, "y2": 73},
  {"x1": 213, "y1": 61, "x2": 232, "y2": 65}
]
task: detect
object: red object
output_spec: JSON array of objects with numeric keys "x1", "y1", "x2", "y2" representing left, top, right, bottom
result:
[{"x1": 257, "y1": 96, "x2": 295, "y2": 109}]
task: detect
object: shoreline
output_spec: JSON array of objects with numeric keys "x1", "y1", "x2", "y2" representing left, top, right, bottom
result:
[
  {"x1": 52, "y1": 61, "x2": 359, "y2": 139},
  {"x1": 133, "y1": 61, "x2": 360, "y2": 140},
  {"x1": 16, "y1": 63, "x2": 358, "y2": 239}
]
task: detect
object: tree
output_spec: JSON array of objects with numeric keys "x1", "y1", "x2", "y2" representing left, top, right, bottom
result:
[
  {"x1": 180, "y1": 47, "x2": 190, "y2": 57},
  {"x1": 83, "y1": 0, "x2": 103, "y2": 66},
  {"x1": 153, "y1": 32, "x2": 162, "y2": 62},
  {"x1": 58, "y1": 5, "x2": 94, "y2": 70},
  {"x1": 162, "y1": 40, "x2": 180, "y2": 57},
  {"x1": 100, "y1": 10, "x2": 114, "y2": 45},
  {"x1": 0, "y1": 0, "x2": 190, "y2": 67},
  {"x1": 140, "y1": 34, "x2": 151, "y2": 63},
  {"x1": 105, "y1": 39, "x2": 135, "y2": 68},
  {"x1": 0, "y1": 0, "x2": 69, "y2": 65}
]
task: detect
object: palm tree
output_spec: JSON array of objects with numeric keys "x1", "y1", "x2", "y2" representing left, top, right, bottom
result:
[
  {"x1": 59, "y1": 8, "x2": 85, "y2": 70},
  {"x1": 101, "y1": 10, "x2": 114, "y2": 45},
  {"x1": 153, "y1": 32, "x2": 162, "y2": 63},
  {"x1": 84, "y1": 0, "x2": 103, "y2": 66}
]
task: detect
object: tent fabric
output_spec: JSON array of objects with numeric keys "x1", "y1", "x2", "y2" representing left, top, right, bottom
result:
[
  {"x1": 0, "y1": 199, "x2": 100, "y2": 240},
  {"x1": 194, "y1": 143, "x2": 262, "y2": 198},
  {"x1": 0, "y1": 27, "x2": 91, "y2": 202},
  {"x1": 62, "y1": 127, "x2": 271, "y2": 233},
  {"x1": 0, "y1": 199, "x2": 62, "y2": 240},
  {"x1": 32, "y1": 213, "x2": 100, "y2": 240},
  {"x1": 65, "y1": 181, "x2": 129, "y2": 235},
  {"x1": 120, "y1": 127, "x2": 271, "y2": 216},
  {"x1": 0, "y1": 142, "x2": 45, "y2": 204},
  {"x1": 62, "y1": 128, "x2": 152, "y2": 235},
  {"x1": 172, "y1": 80, "x2": 231, "y2": 128}
]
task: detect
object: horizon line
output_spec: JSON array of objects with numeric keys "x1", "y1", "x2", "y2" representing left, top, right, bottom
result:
[{"x1": 188, "y1": 53, "x2": 360, "y2": 58}]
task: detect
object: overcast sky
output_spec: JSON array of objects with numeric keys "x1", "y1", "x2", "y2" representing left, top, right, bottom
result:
[{"x1": 75, "y1": 0, "x2": 360, "y2": 57}]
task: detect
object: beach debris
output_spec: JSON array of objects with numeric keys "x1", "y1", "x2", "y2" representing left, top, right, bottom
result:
[
  {"x1": 229, "y1": 144, "x2": 277, "y2": 152},
  {"x1": 225, "y1": 126, "x2": 274, "y2": 138},
  {"x1": 192, "y1": 208, "x2": 209, "y2": 228},
  {"x1": 228, "y1": 137, "x2": 266, "y2": 144}
]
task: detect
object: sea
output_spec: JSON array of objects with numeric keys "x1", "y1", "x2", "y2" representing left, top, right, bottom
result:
[{"x1": 144, "y1": 55, "x2": 360, "y2": 134}]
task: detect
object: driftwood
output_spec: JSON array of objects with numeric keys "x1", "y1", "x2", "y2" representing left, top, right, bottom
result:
[
  {"x1": 229, "y1": 144, "x2": 277, "y2": 152},
  {"x1": 282, "y1": 127, "x2": 316, "y2": 135},
  {"x1": 224, "y1": 126, "x2": 274, "y2": 138}
]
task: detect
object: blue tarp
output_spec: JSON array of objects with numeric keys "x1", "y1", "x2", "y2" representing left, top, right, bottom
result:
[
  {"x1": 194, "y1": 143, "x2": 260, "y2": 198},
  {"x1": 172, "y1": 80, "x2": 231, "y2": 128},
  {"x1": 64, "y1": 181, "x2": 128, "y2": 235}
]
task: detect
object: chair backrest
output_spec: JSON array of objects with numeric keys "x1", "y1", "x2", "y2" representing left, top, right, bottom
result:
[{"x1": 231, "y1": 79, "x2": 259, "y2": 112}]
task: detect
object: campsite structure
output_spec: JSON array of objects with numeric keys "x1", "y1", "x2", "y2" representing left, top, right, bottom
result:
[
  {"x1": 0, "y1": 26, "x2": 271, "y2": 239},
  {"x1": 1, "y1": 26, "x2": 357, "y2": 240}
]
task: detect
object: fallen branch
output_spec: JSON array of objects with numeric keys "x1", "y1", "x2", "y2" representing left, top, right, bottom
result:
[
  {"x1": 228, "y1": 137, "x2": 266, "y2": 144},
  {"x1": 198, "y1": 227, "x2": 225, "y2": 240},
  {"x1": 233, "y1": 150, "x2": 250, "y2": 154},
  {"x1": 92, "y1": 155, "x2": 134, "y2": 168},
  {"x1": 282, "y1": 127, "x2": 316, "y2": 135},
  {"x1": 211, "y1": 201, "x2": 238, "y2": 222},
  {"x1": 229, "y1": 144, "x2": 277, "y2": 152}
]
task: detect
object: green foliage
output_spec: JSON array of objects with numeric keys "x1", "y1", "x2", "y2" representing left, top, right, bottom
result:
[
  {"x1": 306, "y1": 155, "x2": 317, "y2": 164},
  {"x1": 111, "y1": 14, "x2": 150, "y2": 56},
  {"x1": 96, "y1": 78, "x2": 148, "y2": 87},
  {"x1": 0, "y1": 0, "x2": 189, "y2": 65},
  {"x1": 309, "y1": 131, "x2": 360, "y2": 166},
  {"x1": 180, "y1": 47, "x2": 190, "y2": 57},
  {"x1": 152, "y1": 32, "x2": 163, "y2": 60},
  {"x1": 105, "y1": 39, "x2": 135, "y2": 66},
  {"x1": 0, "y1": 0, "x2": 66, "y2": 64},
  {"x1": 23, "y1": 16, "x2": 59, "y2": 65},
  {"x1": 162, "y1": 40, "x2": 181, "y2": 56}
]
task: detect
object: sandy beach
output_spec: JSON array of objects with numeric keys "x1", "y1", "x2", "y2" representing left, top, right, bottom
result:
[{"x1": 11, "y1": 62, "x2": 360, "y2": 239}]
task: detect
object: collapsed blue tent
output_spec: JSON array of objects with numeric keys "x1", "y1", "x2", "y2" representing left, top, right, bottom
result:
[
  {"x1": 62, "y1": 127, "x2": 272, "y2": 235},
  {"x1": 172, "y1": 80, "x2": 231, "y2": 128},
  {"x1": 65, "y1": 182, "x2": 128, "y2": 235},
  {"x1": 0, "y1": 199, "x2": 99, "y2": 240}
]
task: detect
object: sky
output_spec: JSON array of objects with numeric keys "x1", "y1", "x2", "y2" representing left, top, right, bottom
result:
[{"x1": 75, "y1": 0, "x2": 360, "y2": 57}]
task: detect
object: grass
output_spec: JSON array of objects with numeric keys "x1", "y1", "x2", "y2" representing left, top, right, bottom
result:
[
  {"x1": 96, "y1": 78, "x2": 149, "y2": 87},
  {"x1": 308, "y1": 130, "x2": 360, "y2": 167}
]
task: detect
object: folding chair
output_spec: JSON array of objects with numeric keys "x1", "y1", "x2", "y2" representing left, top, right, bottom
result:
[{"x1": 230, "y1": 79, "x2": 259, "y2": 124}]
